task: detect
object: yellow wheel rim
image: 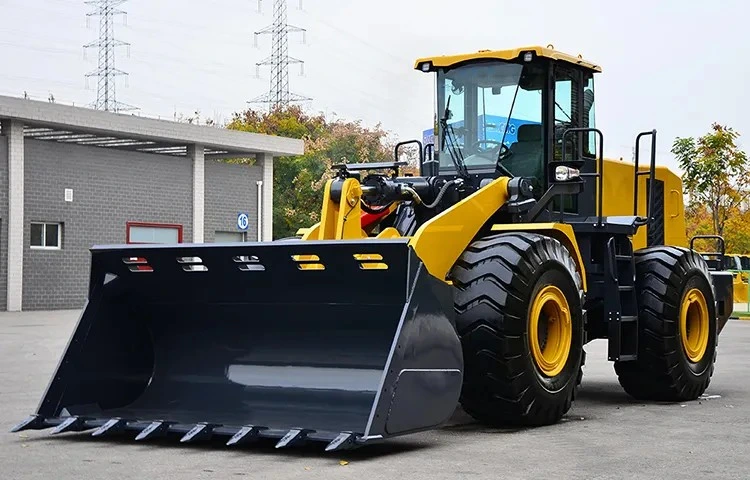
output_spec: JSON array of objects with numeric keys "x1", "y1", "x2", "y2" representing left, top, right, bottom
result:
[
  {"x1": 529, "y1": 285, "x2": 572, "y2": 377},
  {"x1": 680, "y1": 288, "x2": 709, "y2": 363}
]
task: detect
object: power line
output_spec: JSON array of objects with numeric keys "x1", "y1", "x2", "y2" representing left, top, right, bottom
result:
[
  {"x1": 249, "y1": 0, "x2": 310, "y2": 109},
  {"x1": 4, "y1": 1, "x2": 418, "y2": 105},
  {"x1": 302, "y1": 7, "x2": 412, "y2": 68},
  {"x1": 83, "y1": 0, "x2": 137, "y2": 112},
  {"x1": 3, "y1": 0, "x2": 425, "y2": 127}
]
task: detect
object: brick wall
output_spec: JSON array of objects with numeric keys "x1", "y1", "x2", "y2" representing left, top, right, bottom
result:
[
  {"x1": 21, "y1": 140, "x2": 259, "y2": 310},
  {"x1": 0, "y1": 136, "x2": 7, "y2": 311},
  {"x1": 204, "y1": 159, "x2": 260, "y2": 242},
  {"x1": 22, "y1": 139, "x2": 192, "y2": 309}
]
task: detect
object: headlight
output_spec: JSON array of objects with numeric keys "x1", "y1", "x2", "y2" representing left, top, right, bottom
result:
[{"x1": 555, "y1": 165, "x2": 580, "y2": 181}]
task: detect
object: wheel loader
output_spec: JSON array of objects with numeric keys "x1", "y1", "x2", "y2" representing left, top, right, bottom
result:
[
  {"x1": 12, "y1": 45, "x2": 734, "y2": 452},
  {"x1": 719, "y1": 252, "x2": 749, "y2": 303}
]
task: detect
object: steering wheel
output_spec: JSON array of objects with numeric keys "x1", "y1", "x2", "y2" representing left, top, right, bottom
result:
[
  {"x1": 468, "y1": 139, "x2": 514, "y2": 176},
  {"x1": 470, "y1": 139, "x2": 503, "y2": 152}
]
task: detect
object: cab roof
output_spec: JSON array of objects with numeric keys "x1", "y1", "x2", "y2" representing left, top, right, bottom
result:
[{"x1": 414, "y1": 45, "x2": 602, "y2": 73}]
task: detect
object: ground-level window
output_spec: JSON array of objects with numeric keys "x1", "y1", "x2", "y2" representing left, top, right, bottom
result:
[
  {"x1": 127, "y1": 222, "x2": 183, "y2": 244},
  {"x1": 30, "y1": 222, "x2": 62, "y2": 249},
  {"x1": 214, "y1": 231, "x2": 247, "y2": 243}
]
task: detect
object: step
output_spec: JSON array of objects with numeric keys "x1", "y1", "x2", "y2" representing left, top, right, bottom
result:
[
  {"x1": 615, "y1": 255, "x2": 633, "y2": 261},
  {"x1": 618, "y1": 286, "x2": 635, "y2": 293},
  {"x1": 621, "y1": 315, "x2": 638, "y2": 323},
  {"x1": 617, "y1": 353, "x2": 638, "y2": 362}
]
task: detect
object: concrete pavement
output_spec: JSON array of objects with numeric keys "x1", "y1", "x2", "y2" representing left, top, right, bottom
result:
[{"x1": 1, "y1": 310, "x2": 749, "y2": 480}]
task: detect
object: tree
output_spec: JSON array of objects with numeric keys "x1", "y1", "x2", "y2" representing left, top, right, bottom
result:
[
  {"x1": 672, "y1": 123, "x2": 749, "y2": 238},
  {"x1": 225, "y1": 105, "x2": 404, "y2": 239},
  {"x1": 686, "y1": 198, "x2": 750, "y2": 253},
  {"x1": 724, "y1": 207, "x2": 750, "y2": 253}
]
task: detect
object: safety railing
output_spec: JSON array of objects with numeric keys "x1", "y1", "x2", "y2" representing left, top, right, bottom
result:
[
  {"x1": 633, "y1": 130, "x2": 658, "y2": 226},
  {"x1": 560, "y1": 127, "x2": 604, "y2": 226}
]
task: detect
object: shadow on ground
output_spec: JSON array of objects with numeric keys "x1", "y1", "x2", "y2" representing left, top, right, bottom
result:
[
  {"x1": 19, "y1": 428, "x2": 435, "y2": 461},
  {"x1": 575, "y1": 380, "x2": 640, "y2": 404},
  {"x1": 576, "y1": 378, "x2": 739, "y2": 407},
  {"x1": 13, "y1": 407, "x2": 520, "y2": 460},
  {"x1": 12, "y1": 379, "x2": 739, "y2": 462}
]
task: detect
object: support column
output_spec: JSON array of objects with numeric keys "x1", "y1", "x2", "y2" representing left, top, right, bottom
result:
[
  {"x1": 258, "y1": 153, "x2": 274, "y2": 241},
  {"x1": 5, "y1": 120, "x2": 24, "y2": 311},
  {"x1": 256, "y1": 180, "x2": 263, "y2": 242},
  {"x1": 189, "y1": 144, "x2": 205, "y2": 243}
]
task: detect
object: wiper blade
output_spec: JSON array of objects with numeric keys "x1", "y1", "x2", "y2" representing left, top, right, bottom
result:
[
  {"x1": 440, "y1": 95, "x2": 451, "y2": 151},
  {"x1": 439, "y1": 96, "x2": 470, "y2": 179},
  {"x1": 445, "y1": 124, "x2": 469, "y2": 179}
]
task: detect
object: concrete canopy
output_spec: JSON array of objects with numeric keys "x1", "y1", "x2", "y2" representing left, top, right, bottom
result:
[{"x1": 0, "y1": 95, "x2": 303, "y2": 158}]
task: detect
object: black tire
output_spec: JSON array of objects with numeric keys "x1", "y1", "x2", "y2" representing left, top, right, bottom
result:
[
  {"x1": 614, "y1": 246, "x2": 718, "y2": 401},
  {"x1": 451, "y1": 232, "x2": 585, "y2": 426}
]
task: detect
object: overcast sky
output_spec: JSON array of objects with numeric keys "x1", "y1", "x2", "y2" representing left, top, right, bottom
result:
[{"x1": 2, "y1": 0, "x2": 748, "y2": 170}]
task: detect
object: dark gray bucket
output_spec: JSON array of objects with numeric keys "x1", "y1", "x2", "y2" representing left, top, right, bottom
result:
[{"x1": 12, "y1": 239, "x2": 462, "y2": 451}]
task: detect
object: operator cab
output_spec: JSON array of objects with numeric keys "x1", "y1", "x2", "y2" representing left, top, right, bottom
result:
[{"x1": 416, "y1": 46, "x2": 599, "y2": 205}]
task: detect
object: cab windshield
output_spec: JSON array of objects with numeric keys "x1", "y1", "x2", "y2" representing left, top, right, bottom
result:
[{"x1": 437, "y1": 61, "x2": 544, "y2": 181}]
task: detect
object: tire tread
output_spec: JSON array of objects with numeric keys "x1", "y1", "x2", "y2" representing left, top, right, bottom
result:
[
  {"x1": 452, "y1": 232, "x2": 584, "y2": 426},
  {"x1": 615, "y1": 246, "x2": 717, "y2": 401}
]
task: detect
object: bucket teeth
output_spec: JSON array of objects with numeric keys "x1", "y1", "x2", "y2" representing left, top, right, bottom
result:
[
  {"x1": 19, "y1": 414, "x2": 364, "y2": 451},
  {"x1": 50, "y1": 416, "x2": 90, "y2": 435},
  {"x1": 180, "y1": 423, "x2": 216, "y2": 443},
  {"x1": 135, "y1": 421, "x2": 171, "y2": 441},
  {"x1": 92, "y1": 418, "x2": 128, "y2": 437},
  {"x1": 10, "y1": 414, "x2": 45, "y2": 433},
  {"x1": 275, "y1": 428, "x2": 314, "y2": 449},
  {"x1": 325, "y1": 432, "x2": 358, "y2": 452},
  {"x1": 226, "y1": 425, "x2": 267, "y2": 446}
]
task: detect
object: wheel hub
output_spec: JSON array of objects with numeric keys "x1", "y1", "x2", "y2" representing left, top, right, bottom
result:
[
  {"x1": 529, "y1": 285, "x2": 572, "y2": 377},
  {"x1": 681, "y1": 288, "x2": 709, "y2": 363}
]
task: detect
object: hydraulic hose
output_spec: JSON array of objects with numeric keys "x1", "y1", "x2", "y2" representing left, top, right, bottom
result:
[
  {"x1": 421, "y1": 179, "x2": 462, "y2": 209},
  {"x1": 400, "y1": 186, "x2": 423, "y2": 205},
  {"x1": 360, "y1": 177, "x2": 461, "y2": 212}
]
